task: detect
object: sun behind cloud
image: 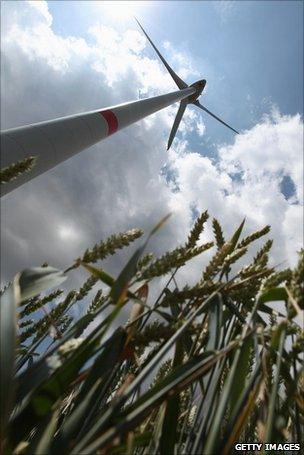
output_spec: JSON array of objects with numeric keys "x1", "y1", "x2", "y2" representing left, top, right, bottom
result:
[
  {"x1": 57, "y1": 225, "x2": 79, "y2": 241},
  {"x1": 101, "y1": 1, "x2": 149, "y2": 22}
]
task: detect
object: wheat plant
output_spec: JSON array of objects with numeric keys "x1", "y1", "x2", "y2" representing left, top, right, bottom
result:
[{"x1": 0, "y1": 165, "x2": 303, "y2": 455}]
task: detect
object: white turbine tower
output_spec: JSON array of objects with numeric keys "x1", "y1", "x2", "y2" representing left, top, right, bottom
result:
[{"x1": 0, "y1": 19, "x2": 238, "y2": 196}]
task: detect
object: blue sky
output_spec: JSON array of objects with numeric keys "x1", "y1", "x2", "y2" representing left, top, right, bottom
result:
[{"x1": 1, "y1": 0, "x2": 303, "y2": 287}]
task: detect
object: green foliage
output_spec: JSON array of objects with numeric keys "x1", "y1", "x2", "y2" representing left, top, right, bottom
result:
[{"x1": 1, "y1": 213, "x2": 303, "y2": 454}]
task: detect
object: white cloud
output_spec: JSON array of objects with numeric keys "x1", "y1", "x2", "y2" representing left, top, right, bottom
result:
[
  {"x1": 27, "y1": 0, "x2": 53, "y2": 26},
  {"x1": 219, "y1": 109, "x2": 303, "y2": 203},
  {"x1": 197, "y1": 119, "x2": 206, "y2": 136},
  {"x1": 213, "y1": 1, "x2": 237, "y2": 23},
  {"x1": 5, "y1": 23, "x2": 90, "y2": 72},
  {"x1": 166, "y1": 108, "x2": 303, "y2": 267},
  {"x1": 163, "y1": 40, "x2": 200, "y2": 81}
]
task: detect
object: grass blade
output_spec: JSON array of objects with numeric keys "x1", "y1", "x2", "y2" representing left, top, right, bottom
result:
[{"x1": 0, "y1": 282, "x2": 19, "y2": 446}]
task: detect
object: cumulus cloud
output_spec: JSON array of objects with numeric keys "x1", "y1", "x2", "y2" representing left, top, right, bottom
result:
[
  {"x1": 167, "y1": 108, "x2": 303, "y2": 268},
  {"x1": 219, "y1": 109, "x2": 303, "y2": 203},
  {"x1": 1, "y1": 0, "x2": 302, "y2": 296}
]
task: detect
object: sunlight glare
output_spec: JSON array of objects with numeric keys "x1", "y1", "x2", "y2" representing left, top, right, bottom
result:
[
  {"x1": 102, "y1": 1, "x2": 146, "y2": 22},
  {"x1": 57, "y1": 225, "x2": 78, "y2": 241}
]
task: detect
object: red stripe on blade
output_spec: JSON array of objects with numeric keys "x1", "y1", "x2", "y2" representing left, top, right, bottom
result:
[{"x1": 99, "y1": 110, "x2": 118, "y2": 136}]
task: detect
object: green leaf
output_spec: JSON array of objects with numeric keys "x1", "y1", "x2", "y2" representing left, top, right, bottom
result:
[
  {"x1": 191, "y1": 359, "x2": 227, "y2": 454},
  {"x1": 206, "y1": 295, "x2": 223, "y2": 351},
  {"x1": 201, "y1": 294, "x2": 224, "y2": 394},
  {"x1": 77, "y1": 327, "x2": 127, "y2": 399},
  {"x1": 149, "y1": 403, "x2": 167, "y2": 454},
  {"x1": 28, "y1": 409, "x2": 59, "y2": 455},
  {"x1": 0, "y1": 283, "x2": 18, "y2": 439},
  {"x1": 159, "y1": 306, "x2": 184, "y2": 455},
  {"x1": 72, "y1": 344, "x2": 238, "y2": 454},
  {"x1": 110, "y1": 244, "x2": 146, "y2": 304},
  {"x1": 80, "y1": 263, "x2": 114, "y2": 288},
  {"x1": 258, "y1": 287, "x2": 288, "y2": 305},
  {"x1": 110, "y1": 214, "x2": 172, "y2": 304},
  {"x1": 18, "y1": 266, "x2": 67, "y2": 304},
  {"x1": 110, "y1": 432, "x2": 152, "y2": 454},
  {"x1": 52, "y1": 328, "x2": 127, "y2": 452},
  {"x1": 221, "y1": 365, "x2": 263, "y2": 454},
  {"x1": 259, "y1": 302, "x2": 286, "y2": 318},
  {"x1": 11, "y1": 312, "x2": 125, "y2": 443},
  {"x1": 15, "y1": 313, "x2": 95, "y2": 404},
  {"x1": 228, "y1": 336, "x2": 254, "y2": 417},
  {"x1": 263, "y1": 322, "x2": 287, "y2": 448},
  {"x1": 15, "y1": 295, "x2": 125, "y2": 409},
  {"x1": 204, "y1": 331, "x2": 253, "y2": 454},
  {"x1": 11, "y1": 339, "x2": 97, "y2": 442},
  {"x1": 5, "y1": 268, "x2": 67, "y2": 402},
  {"x1": 270, "y1": 319, "x2": 287, "y2": 353}
]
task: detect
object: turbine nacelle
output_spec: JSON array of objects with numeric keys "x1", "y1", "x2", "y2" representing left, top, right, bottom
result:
[{"x1": 188, "y1": 79, "x2": 206, "y2": 103}]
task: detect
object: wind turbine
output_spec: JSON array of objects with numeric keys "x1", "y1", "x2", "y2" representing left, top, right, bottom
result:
[{"x1": 0, "y1": 19, "x2": 238, "y2": 196}]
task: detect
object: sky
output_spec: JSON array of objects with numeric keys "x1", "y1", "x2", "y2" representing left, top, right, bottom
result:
[{"x1": 1, "y1": 1, "x2": 303, "y2": 297}]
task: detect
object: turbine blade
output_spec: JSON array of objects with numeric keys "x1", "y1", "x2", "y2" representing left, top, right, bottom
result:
[
  {"x1": 193, "y1": 100, "x2": 239, "y2": 134},
  {"x1": 167, "y1": 100, "x2": 187, "y2": 150},
  {"x1": 135, "y1": 18, "x2": 188, "y2": 90}
]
